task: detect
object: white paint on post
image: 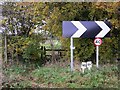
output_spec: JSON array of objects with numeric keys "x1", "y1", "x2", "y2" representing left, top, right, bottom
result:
[
  {"x1": 70, "y1": 37, "x2": 74, "y2": 71},
  {"x1": 96, "y1": 46, "x2": 99, "y2": 68}
]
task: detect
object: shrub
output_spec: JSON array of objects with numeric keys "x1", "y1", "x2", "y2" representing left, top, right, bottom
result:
[{"x1": 22, "y1": 38, "x2": 43, "y2": 66}]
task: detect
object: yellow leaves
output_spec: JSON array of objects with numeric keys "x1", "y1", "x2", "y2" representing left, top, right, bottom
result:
[
  {"x1": 43, "y1": 6, "x2": 50, "y2": 17},
  {"x1": 16, "y1": 48, "x2": 22, "y2": 53},
  {"x1": 22, "y1": 45, "x2": 28, "y2": 50},
  {"x1": 16, "y1": 2, "x2": 33, "y2": 6},
  {"x1": 111, "y1": 18, "x2": 119, "y2": 27},
  {"x1": 95, "y1": 2, "x2": 119, "y2": 12},
  {"x1": 29, "y1": 29, "x2": 35, "y2": 36},
  {"x1": 50, "y1": 7, "x2": 60, "y2": 19}
]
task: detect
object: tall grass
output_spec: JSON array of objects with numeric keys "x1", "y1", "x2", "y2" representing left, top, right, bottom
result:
[{"x1": 2, "y1": 63, "x2": 119, "y2": 88}]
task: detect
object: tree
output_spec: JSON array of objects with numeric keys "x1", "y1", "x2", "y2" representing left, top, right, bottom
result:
[
  {"x1": 36, "y1": 2, "x2": 120, "y2": 63},
  {"x1": 2, "y1": 2, "x2": 120, "y2": 65},
  {"x1": 2, "y1": 2, "x2": 44, "y2": 65}
]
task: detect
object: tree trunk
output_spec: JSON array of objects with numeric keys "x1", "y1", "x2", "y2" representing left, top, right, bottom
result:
[
  {"x1": 0, "y1": 34, "x2": 2, "y2": 89},
  {"x1": 4, "y1": 34, "x2": 7, "y2": 64}
]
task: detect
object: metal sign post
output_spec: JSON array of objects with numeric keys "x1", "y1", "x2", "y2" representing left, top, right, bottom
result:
[
  {"x1": 70, "y1": 37, "x2": 74, "y2": 71},
  {"x1": 94, "y1": 38, "x2": 102, "y2": 68},
  {"x1": 96, "y1": 45, "x2": 99, "y2": 68}
]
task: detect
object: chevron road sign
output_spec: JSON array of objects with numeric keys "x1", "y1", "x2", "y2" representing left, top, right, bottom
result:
[
  {"x1": 62, "y1": 21, "x2": 112, "y2": 38},
  {"x1": 62, "y1": 21, "x2": 112, "y2": 71}
]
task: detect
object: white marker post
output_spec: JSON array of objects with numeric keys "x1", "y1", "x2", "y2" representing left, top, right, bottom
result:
[
  {"x1": 70, "y1": 37, "x2": 75, "y2": 71},
  {"x1": 81, "y1": 62, "x2": 87, "y2": 73},
  {"x1": 94, "y1": 38, "x2": 102, "y2": 68},
  {"x1": 87, "y1": 61, "x2": 92, "y2": 70}
]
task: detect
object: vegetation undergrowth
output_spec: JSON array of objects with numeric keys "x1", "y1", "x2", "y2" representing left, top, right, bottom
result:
[{"x1": 2, "y1": 63, "x2": 119, "y2": 88}]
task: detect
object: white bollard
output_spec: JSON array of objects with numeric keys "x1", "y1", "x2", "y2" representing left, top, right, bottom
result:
[
  {"x1": 87, "y1": 61, "x2": 92, "y2": 70},
  {"x1": 81, "y1": 62, "x2": 87, "y2": 73}
]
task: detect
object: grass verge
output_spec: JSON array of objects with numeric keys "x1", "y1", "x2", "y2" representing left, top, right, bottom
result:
[{"x1": 2, "y1": 63, "x2": 119, "y2": 88}]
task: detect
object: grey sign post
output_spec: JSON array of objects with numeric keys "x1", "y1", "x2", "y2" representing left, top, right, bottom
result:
[
  {"x1": 96, "y1": 45, "x2": 99, "y2": 68},
  {"x1": 94, "y1": 38, "x2": 102, "y2": 68},
  {"x1": 70, "y1": 37, "x2": 74, "y2": 71}
]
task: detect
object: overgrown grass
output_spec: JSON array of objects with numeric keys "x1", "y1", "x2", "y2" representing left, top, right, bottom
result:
[{"x1": 2, "y1": 63, "x2": 119, "y2": 88}]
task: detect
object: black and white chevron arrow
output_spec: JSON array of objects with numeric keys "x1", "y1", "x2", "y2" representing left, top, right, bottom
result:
[{"x1": 62, "y1": 21, "x2": 112, "y2": 38}]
